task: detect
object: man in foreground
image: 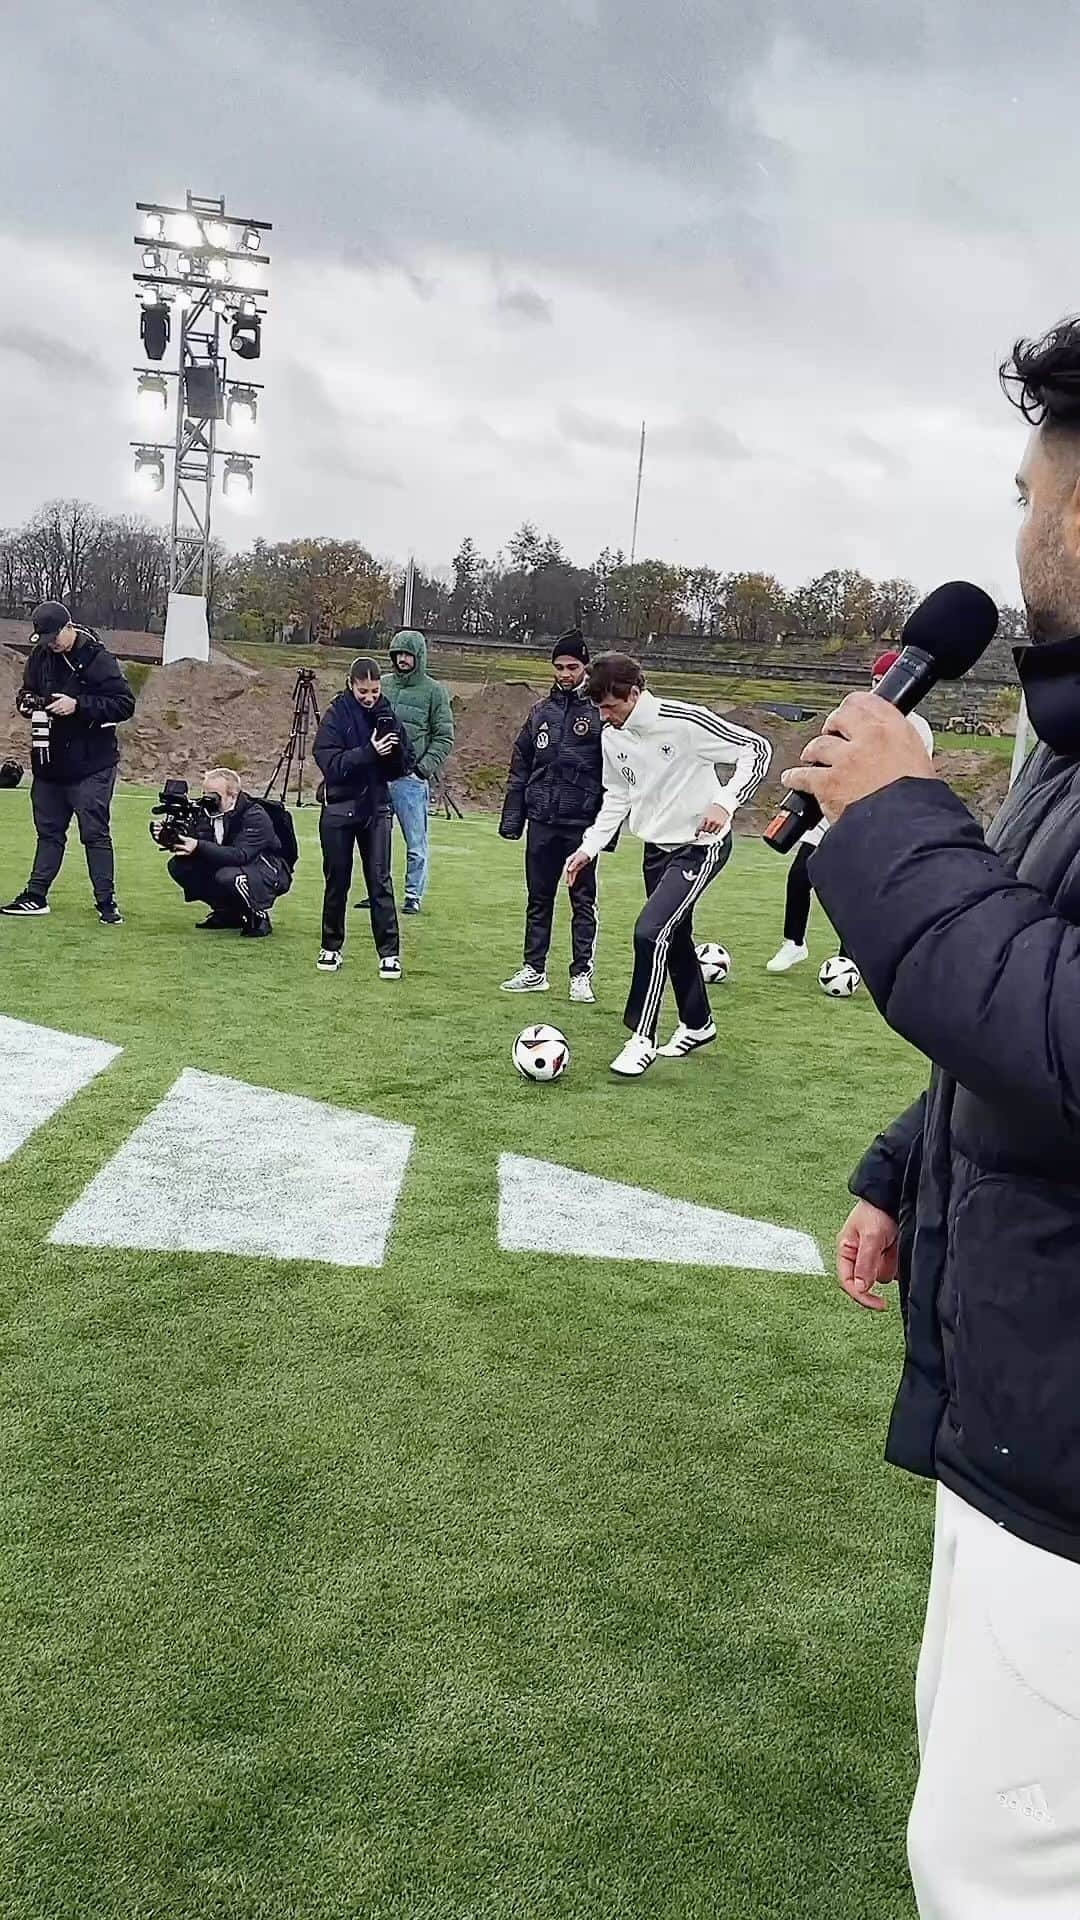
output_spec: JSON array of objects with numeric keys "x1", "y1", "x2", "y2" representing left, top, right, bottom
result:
[
  {"x1": 782, "y1": 318, "x2": 1080, "y2": 1916},
  {"x1": 378, "y1": 631, "x2": 454, "y2": 913},
  {"x1": 498, "y1": 628, "x2": 605, "y2": 1003},
  {"x1": 2, "y1": 602, "x2": 135, "y2": 924},
  {"x1": 565, "y1": 652, "x2": 770, "y2": 1075},
  {"x1": 766, "y1": 650, "x2": 934, "y2": 975},
  {"x1": 161, "y1": 768, "x2": 293, "y2": 937}
]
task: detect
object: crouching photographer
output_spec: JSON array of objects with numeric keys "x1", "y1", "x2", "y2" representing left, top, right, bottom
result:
[{"x1": 154, "y1": 768, "x2": 295, "y2": 937}]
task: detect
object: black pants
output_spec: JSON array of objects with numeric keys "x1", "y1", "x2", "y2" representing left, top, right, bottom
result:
[
  {"x1": 167, "y1": 854, "x2": 250, "y2": 923},
  {"x1": 783, "y1": 844, "x2": 848, "y2": 956},
  {"x1": 624, "y1": 839, "x2": 730, "y2": 1041},
  {"x1": 524, "y1": 822, "x2": 598, "y2": 977},
  {"x1": 28, "y1": 766, "x2": 117, "y2": 904},
  {"x1": 320, "y1": 805, "x2": 399, "y2": 956}
]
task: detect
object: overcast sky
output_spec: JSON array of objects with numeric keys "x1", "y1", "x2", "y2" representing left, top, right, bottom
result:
[{"x1": 3, "y1": 0, "x2": 1079, "y2": 599}]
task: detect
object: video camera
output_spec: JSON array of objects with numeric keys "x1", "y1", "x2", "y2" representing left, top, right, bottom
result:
[{"x1": 150, "y1": 779, "x2": 213, "y2": 852}]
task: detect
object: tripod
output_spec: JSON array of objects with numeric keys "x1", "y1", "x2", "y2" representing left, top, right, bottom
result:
[
  {"x1": 430, "y1": 776, "x2": 464, "y2": 821},
  {"x1": 265, "y1": 669, "x2": 322, "y2": 807}
]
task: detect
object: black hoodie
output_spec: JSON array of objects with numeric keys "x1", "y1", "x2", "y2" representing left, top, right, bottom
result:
[{"x1": 18, "y1": 630, "x2": 136, "y2": 784}]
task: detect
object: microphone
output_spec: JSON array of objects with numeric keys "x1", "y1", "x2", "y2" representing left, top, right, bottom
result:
[{"x1": 762, "y1": 580, "x2": 999, "y2": 854}]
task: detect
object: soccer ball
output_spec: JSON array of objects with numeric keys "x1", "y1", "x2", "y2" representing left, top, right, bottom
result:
[
  {"x1": 818, "y1": 956, "x2": 861, "y2": 998},
  {"x1": 696, "y1": 942, "x2": 731, "y2": 985},
  {"x1": 513, "y1": 1024, "x2": 571, "y2": 1081}
]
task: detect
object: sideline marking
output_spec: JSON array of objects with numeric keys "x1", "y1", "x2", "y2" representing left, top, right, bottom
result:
[{"x1": 0, "y1": 1015, "x2": 121, "y2": 1165}]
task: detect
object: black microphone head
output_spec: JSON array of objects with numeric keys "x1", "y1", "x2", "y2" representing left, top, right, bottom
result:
[{"x1": 901, "y1": 581, "x2": 999, "y2": 680}]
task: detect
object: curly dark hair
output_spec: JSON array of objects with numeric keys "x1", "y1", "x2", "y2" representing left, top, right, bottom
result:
[{"x1": 1001, "y1": 319, "x2": 1080, "y2": 426}]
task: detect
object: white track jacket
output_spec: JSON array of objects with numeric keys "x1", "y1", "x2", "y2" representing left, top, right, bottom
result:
[{"x1": 577, "y1": 690, "x2": 772, "y2": 858}]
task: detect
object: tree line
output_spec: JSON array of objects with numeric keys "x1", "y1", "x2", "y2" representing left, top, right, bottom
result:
[{"x1": 0, "y1": 500, "x2": 1027, "y2": 659}]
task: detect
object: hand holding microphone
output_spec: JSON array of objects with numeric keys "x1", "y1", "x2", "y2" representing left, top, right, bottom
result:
[{"x1": 763, "y1": 581, "x2": 999, "y2": 852}]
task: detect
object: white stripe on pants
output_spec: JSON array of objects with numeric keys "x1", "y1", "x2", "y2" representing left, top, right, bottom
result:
[{"x1": 908, "y1": 1483, "x2": 1080, "y2": 1917}]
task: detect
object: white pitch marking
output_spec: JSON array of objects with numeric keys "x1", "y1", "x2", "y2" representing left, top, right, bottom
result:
[
  {"x1": 498, "y1": 1155, "x2": 824, "y2": 1275},
  {"x1": 0, "y1": 1015, "x2": 121, "y2": 1165},
  {"x1": 51, "y1": 1068, "x2": 414, "y2": 1268}
]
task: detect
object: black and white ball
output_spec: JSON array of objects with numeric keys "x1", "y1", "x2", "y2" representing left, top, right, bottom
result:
[
  {"x1": 696, "y1": 942, "x2": 731, "y2": 985},
  {"x1": 818, "y1": 956, "x2": 861, "y2": 998},
  {"x1": 513, "y1": 1023, "x2": 571, "y2": 1081}
]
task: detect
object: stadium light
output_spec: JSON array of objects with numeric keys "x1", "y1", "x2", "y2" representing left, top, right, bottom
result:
[
  {"x1": 203, "y1": 219, "x2": 230, "y2": 248},
  {"x1": 207, "y1": 256, "x2": 230, "y2": 283},
  {"x1": 171, "y1": 213, "x2": 202, "y2": 246},
  {"x1": 136, "y1": 372, "x2": 169, "y2": 422},
  {"x1": 230, "y1": 309, "x2": 261, "y2": 359},
  {"x1": 175, "y1": 251, "x2": 193, "y2": 277},
  {"x1": 142, "y1": 245, "x2": 163, "y2": 272},
  {"x1": 241, "y1": 226, "x2": 261, "y2": 252},
  {"x1": 133, "y1": 447, "x2": 165, "y2": 493},
  {"x1": 140, "y1": 301, "x2": 170, "y2": 360},
  {"x1": 144, "y1": 210, "x2": 166, "y2": 240},
  {"x1": 222, "y1": 454, "x2": 254, "y2": 501},
  {"x1": 226, "y1": 384, "x2": 258, "y2": 430}
]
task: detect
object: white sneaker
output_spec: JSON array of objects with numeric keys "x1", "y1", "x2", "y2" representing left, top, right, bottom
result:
[
  {"x1": 501, "y1": 966, "x2": 549, "y2": 993},
  {"x1": 658, "y1": 1020, "x2": 717, "y2": 1058},
  {"x1": 316, "y1": 949, "x2": 342, "y2": 972},
  {"x1": 569, "y1": 973, "x2": 596, "y2": 1004},
  {"x1": 610, "y1": 1034, "x2": 658, "y2": 1077},
  {"x1": 766, "y1": 940, "x2": 809, "y2": 974},
  {"x1": 379, "y1": 956, "x2": 402, "y2": 981}
]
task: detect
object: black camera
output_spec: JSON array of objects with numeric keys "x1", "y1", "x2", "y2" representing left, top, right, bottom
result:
[{"x1": 150, "y1": 779, "x2": 213, "y2": 852}]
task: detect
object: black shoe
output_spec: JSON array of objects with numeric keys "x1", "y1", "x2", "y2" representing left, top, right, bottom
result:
[
  {"x1": 241, "y1": 912, "x2": 273, "y2": 939},
  {"x1": 96, "y1": 900, "x2": 124, "y2": 926},
  {"x1": 403, "y1": 896, "x2": 421, "y2": 914},
  {"x1": 197, "y1": 912, "x2": 242, "y2": 930},
  {"x1": 353, "y1": 897, "x2": 371, "y2": 910},
  {"x1": 1, "y1": 891, "x2": 49, "y2": 916}
]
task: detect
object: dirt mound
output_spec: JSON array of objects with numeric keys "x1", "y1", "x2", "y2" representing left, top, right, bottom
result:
[
  {"x1": 0, "y1": 648, "x2": 28, "y2": 768},
  {"x1": 935, "y1": 748, "x2": 1010, "y2": 825},
  {"x1": 445, "y1": 680, "x2": 541, "y2": 804}
]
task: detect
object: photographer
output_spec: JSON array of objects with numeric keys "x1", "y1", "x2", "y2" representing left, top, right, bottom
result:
[
  {"x1": 159, "y1": 769, "x2": 292, "y2": 938},
  {"x1": 2, "y1": 602, "x2": 135, "y2": 925},
  {"x1": 314, "y1": 657, "x2": 413, "y2": 977}
]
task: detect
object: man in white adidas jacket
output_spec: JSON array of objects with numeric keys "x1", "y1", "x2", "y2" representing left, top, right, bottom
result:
[{"x1": 565, "y1": 652, "x2": 771, "y2": 1076}]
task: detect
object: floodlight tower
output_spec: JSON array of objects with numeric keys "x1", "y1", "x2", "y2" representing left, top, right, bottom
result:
[{"x1": 131, "y1": 191, "x2": 271, "y2": 663}]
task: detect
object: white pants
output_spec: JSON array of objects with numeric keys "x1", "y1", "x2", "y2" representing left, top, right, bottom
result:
[{"x1": 909, "y1": 1484, "x2": 1080, "y2": 1917}]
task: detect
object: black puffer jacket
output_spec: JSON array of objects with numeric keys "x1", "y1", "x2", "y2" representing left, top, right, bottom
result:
[
  {"x1": 17, "y1": 629, "x2": 135, "y2": 783},
  {"x1": 314, "y1": 691, "x2": 414, "y2": 818},
  {"x1": 189, "y1": 794, "x2": 292, "y2": 897},
  {"x1": 499, "y1": 684, "x2": 604, "y2": 837},
  {"x1": 813, "y1": 698, "x2": 1080, "y2": 1564}
]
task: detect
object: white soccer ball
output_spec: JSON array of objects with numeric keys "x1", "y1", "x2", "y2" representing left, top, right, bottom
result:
[
  {"x1": 696, "y1": 942, "x2": 731, "y2": 984},
  {"x1": 513, "y1": 1024, "x2": 571, "y2": 1081},
  {"x1": 818, "y1": 956, "x2": 861, "y2": 998}
]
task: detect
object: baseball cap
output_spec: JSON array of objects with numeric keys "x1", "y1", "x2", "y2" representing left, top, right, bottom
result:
[
  {"x1": 31, "y1": 602, "x2": 72, "y2": 642},
  {"x1": 871, "y1": 649, "x2": 900, "y2": 679}
]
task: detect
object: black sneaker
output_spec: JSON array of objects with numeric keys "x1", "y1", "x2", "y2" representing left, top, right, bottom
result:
[
  {"x1": 241, "y1": 912, "x2": 273, "y2": 939},
  {"x1": 96, "y1": 900, "x2": 124, "y2": 926},
  {"x1": 197, "y1": 911, "x2": 242, "y2": 930},
  {"x1": 1, "y1": 892, "x2": 49, "y2": 916},
  {"x1": 353, "y1": 897, "x2": 371, "y2": 910},
  {"x1": 403, "y1": 896, "x2": 421, "y2": 915}
]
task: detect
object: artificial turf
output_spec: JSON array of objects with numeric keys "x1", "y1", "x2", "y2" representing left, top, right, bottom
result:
[{"x1": 0, "y1": 787, "x2": 930, "y2": 1919}]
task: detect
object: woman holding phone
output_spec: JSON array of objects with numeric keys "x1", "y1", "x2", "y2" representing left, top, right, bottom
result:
[{"x1": 313, "y1": 656, "x2": 414, "y2": 977}]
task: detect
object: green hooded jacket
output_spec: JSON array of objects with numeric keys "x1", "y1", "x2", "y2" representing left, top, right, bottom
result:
[{"x1": 380, "y1": 631, "x2": 455, "y2": 780}]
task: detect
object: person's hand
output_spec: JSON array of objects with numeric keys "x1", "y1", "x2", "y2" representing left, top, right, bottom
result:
[
  {"x1": 373, "y1": 731, "x2": 399, "y2": 756},
  {"x1": 782, "y1": 693, "x2": 934, "y2": 824},
  {"x1": 836, "y1": 1200, "x2": 899, "y2": 1312},
  {"x1": 46, "y1": 694, "x2": 77, "y2": 717},
  {"x1": 564, "y1": 850, "x2": 593, "y2": 886},
  {"x1": 173, "y1": 836, "x2": 199, "y2": 857},
  {"x1": 699, "y1": 804, "x2": 731, "y2": 836}
]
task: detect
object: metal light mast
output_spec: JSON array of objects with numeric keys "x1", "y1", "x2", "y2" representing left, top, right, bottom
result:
[{"x1": 131, "y1": 191, "x2": 271, "y2": 662}]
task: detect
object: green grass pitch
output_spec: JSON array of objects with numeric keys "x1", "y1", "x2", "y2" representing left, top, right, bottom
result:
[{"x1": 0, "y1": 787, "x2": 930, "y2": 1920}]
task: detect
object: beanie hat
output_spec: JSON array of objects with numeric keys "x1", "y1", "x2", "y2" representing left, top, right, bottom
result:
[
  {"x1": 32, "y1": 601, "x2": 71, "y2": 640},
  {"x1": 552, "y1": 628, "x2": 589, "y2": 666},
  {"x1": 871, "y1": 649, "x2": 900, "y2": 679}
]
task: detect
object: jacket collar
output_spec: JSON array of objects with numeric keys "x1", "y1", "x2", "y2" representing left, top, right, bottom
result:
[
  {"x1": 1016, "y1": 635, "x2": 1080, "y2": 757},
  {"x1": 623, "y1": 688, "x2": 661, "y2": 735}
]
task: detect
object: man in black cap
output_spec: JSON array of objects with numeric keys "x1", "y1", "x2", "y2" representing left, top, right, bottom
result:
[
  {"x1": 498, "y1": 628, "x2": 606, "y2": 1002},
  {"x1": 2, "y1": 603, "x2": 135, "y2": 923}
]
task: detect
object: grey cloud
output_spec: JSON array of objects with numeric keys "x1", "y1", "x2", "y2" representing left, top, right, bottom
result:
[
  {"x1": 496, "y1": 285, "x2": 553, "y2": 326},
  {"x1": 561, "y1": 410, "x2": 640, "y2": 451},
  {"x1": 651, "y1": 419, "x2": 750, "y2": 463},
  {"x1": 846, "y1": 432, "x2": 908, "y2": 478},
  {"x1": 0, "y1": 326, "x2": 107, "y2": 381}
]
